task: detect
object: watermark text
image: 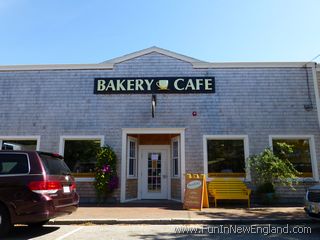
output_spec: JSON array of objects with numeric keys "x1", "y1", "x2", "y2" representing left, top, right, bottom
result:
[{"x1": 175, "y1": 224, "x2": 311, "y2": 236}]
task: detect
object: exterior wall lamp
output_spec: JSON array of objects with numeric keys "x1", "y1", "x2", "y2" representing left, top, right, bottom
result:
[{"x1": 151, "y1": 94, "x2": 157, "y2": 118}]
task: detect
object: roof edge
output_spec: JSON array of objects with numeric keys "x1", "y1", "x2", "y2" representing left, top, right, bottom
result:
[
  {"x1": 101, "y1": 46, "x2": 204, "y2": 65},
  {"x1": 0, "y1": 63, "x2": 113, "y2": 72},
  {"x1": 0, "y1": 45, "x2": 316, "y2": 72},
  {"x1": 0, "y1": 62, "x2": 315, "y2": 72},
  {"x1": 193, "y1": 62, "x2": 315, "y2": 69}
]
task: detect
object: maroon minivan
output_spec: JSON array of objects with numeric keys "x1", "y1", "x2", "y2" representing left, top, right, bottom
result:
[{"x1": 0, "y1": 151, "x2": 79, "y2": 236}]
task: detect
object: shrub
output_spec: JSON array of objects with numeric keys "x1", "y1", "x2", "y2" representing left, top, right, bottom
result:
[{"x1": 248, "y1": 142, "x2": 301, "y2": 192}]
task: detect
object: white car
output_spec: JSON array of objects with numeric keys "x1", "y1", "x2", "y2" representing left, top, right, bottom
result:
[{"x1": 305, "y1": 184, "x2": 320, "y2": 219}]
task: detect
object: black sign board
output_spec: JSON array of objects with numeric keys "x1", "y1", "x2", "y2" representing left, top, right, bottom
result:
[{"x1": 94, "y1": 77, "x2": 215, "y2": 94}]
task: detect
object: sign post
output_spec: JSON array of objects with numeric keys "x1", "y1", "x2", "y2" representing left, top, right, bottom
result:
[{"x1": 183, "y1": 173, "x2": 209, "y2": 210}]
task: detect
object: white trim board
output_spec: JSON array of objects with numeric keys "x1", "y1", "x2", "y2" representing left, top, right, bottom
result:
[
  {"x1": 0, "y1": 64, "x2": 113, "y2": 72},
  {"x1": 127, "y1": 136, "x2": 138, "y2": 179},
  {"x1": 0, "y1": 135, "x2": 41, "y2": 151},
  {"x1": 0, "y1": 47, "x2": 316, "y2": 71},
  {"x1": 269, "y1": 135, "x2": 319, "y2": 182},
  {"x1": 171, "y1": 136, "x2": 181, "y2": 178},
  {"x1": 192, "y1": 62, "x2": 315, "y2": 69},
  {"x1": 203, "y1": 135, "x2": 251, "y2": 181},
  {"x1": 0, "y1": 62, "x2": 314, "y2": 72},
  {"x1": 74, "y1": 177, "x2": 95, "y2": 182},
  {"x1": 122, "y1": 128, "x2": 185, "y2": 134},
  {"x1": 121, "y1": 128, "x2": 186, "y2": 203},
  {"x1": 101, "y1": 46, "x2": 203, "y2": 65}
]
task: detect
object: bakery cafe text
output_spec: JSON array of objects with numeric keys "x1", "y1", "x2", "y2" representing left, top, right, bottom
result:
[{"x1": 94, "y1": 77, "x2": 215, "y2": 94}]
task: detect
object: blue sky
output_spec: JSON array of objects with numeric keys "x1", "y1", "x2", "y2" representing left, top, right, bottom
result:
[{"x1": 0, "y1": 0, "x2": 319, "y2": 65}]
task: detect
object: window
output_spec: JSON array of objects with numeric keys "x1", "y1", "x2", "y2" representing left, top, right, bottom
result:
[
  {"x1": 272, "y1": 138, "x2": 313, "y2": 177},
  {"x1": 1, "y1": 139, "x2": 37, "y2": 150},
  {"x1": 62, "y1": 139, "x2": 101, "y2": 174},
  {"x1": 206, "y1": 138, "x2": 246, "y2": 178},
  {"x1": 127, "y1": 137, "x2": 137, "y2": 178},
  {"x1": 0, "y1": 153, "x2": 29, "y2": 175},
  {"x1": 171, "y1": 137, "x2": 180, "y2": 177},
  {"x1": 39, "y1": 152, "x2": 71, "y2": 175}
]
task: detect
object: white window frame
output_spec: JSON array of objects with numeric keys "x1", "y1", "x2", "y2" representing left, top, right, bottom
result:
[
  {"x1": 59, "y1": 135, "x2": 105, "y2": 182},
  {"x1": 171, "y1": 136, "x2": 180, "y2": 178},
  {"x1": 203, "y1": 135, "x2": 250, "y2": 181},
  {"x1": 269, "y1": 135, "x2": 319, "y2": 181},
  {"x1": 0, "y1": 136, "x2": 41, "y2": 151},
  {"x1": 127, "y1": 136, "x2": 138, "y2": 179}
]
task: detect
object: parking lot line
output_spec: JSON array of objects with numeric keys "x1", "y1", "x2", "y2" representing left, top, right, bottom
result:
[{"x1": 55, "y1": 226, "x2": 84, "y2": 240}]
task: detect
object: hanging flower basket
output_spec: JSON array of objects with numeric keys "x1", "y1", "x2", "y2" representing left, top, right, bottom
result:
[{"x1": 94, "y1": 145, "x2": 119, "y2": 202}]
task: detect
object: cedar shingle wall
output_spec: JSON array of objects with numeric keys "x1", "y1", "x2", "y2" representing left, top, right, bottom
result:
[{"x1": 0, "y1": 53, "x2": 319, "y2": 202}]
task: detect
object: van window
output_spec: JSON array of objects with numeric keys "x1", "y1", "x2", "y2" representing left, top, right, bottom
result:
[
  {"x1": 0, "y1": 153, "x2": 29, "y2": 174},
  {"x1": 39, "y1": 153, "x2": 71, "y2": 175}
]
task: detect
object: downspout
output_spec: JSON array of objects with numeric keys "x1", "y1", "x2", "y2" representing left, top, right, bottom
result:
[
  {"x1": 311, "y1": 63, "x2": 320, "y2": 129},
  {"x1": 311, "y1": 63, "x2": 320, "y2": 182}
]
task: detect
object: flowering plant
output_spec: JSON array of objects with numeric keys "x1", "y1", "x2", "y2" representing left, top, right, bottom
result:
[{"x1": 94, "y1": 145, "x2": 118, "y2": 199}]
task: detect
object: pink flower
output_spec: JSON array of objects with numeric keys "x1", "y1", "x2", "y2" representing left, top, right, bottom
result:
[{"x1": 102, "y1": 164, "x2": 111, "y2": 173}]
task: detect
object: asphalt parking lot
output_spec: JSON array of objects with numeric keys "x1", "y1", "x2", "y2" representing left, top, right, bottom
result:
[{"x1": 4, "y1": 224, "x2": 320, "y2": 240}]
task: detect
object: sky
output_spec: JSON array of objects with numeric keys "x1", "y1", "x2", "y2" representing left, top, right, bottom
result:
[{"x1": 0, "y1": 0, "x2": 319, "y2": 65}]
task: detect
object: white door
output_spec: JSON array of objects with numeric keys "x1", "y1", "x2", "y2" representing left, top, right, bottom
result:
[{"x1": 140, "y1": 146, "x2": 169, "y2": 199}]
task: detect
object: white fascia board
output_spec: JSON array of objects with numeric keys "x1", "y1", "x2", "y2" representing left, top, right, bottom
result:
[
  {"x1": 192, "y1": 62, "x2": 315, "y2": 69},
  {"x1": 102, "y1": 46, "x2": 203, "y2": 65},
  {"x1": 0, "y1": 64, "x2": 113, "y2": 72},
  {"x1": 122, "y1": 128, "x2": 186, "y2": 134},
  {"x1": 0, "y1": 61, "x2": 315, "y2": 72}
]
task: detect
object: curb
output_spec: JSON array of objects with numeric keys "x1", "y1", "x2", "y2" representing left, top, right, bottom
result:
[{"x1": 48, "y1": 218, "x2": 314, "y2": 225}]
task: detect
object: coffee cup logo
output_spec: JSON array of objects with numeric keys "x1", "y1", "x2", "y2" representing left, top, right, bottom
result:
[{"x1": 156, "y1": 80, "x2": 169, "y2": 90}]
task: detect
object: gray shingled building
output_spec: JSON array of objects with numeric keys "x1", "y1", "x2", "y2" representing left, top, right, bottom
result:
[{"x1": 0, "y1": 47, "x2": 319, "y2": 204}]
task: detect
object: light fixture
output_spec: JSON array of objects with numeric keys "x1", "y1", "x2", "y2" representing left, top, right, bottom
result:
[{"x1": 151, "y1": 94, "x2": 157, "y2": 118}]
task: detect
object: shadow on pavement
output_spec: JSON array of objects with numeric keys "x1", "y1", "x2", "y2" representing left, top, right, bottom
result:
[
  {"x1": 131, "y1": 224, "x2": 320, "y2": 240},
  {"x1": 5, "y1": 225, "x2": 60, "y2": 240},
  {"x1": 196, "y1": 206, "x2": 305, "y2": 220}
]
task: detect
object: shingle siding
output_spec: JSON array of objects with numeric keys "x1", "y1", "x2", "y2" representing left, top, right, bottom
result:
[{"x1": 0, "y1": 52, "x2": 319, "y2": 203}]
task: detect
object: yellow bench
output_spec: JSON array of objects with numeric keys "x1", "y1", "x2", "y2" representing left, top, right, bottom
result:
[{"x1": 208, "y1": 178, "x2": 251, "y2": 208}]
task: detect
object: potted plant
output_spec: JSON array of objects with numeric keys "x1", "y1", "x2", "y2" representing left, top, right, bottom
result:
[
  {"x1": 248, "y1": 142, "x2": 301, "y2": 204},
  {"x1": 94, "y1": 145, "x2": 119, "y2": 203}
]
